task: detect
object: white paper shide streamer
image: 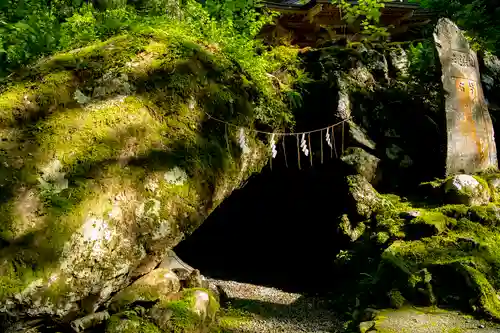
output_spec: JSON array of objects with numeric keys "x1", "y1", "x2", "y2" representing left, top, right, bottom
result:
[
  {"x1": 326, "y1": 128, "x2": 333, "y2": 148},
  {"x1": 270, "y1": 134, "x2": 277, "y2": 158},
  {"x1": 300, "y1": 133, "x2": 309, "y2": 156},
  {"x1": 239, "y1": 128, "x2": 250, "y2": 154}
]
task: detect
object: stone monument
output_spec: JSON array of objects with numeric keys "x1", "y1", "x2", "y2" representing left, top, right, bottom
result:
[{"x1": 434, "y1": 18, "x2": 498, "y2": 175}]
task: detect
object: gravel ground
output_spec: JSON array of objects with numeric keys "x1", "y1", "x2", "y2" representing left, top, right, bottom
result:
[{"x1": 208, "y1": 279, "x2": 343, "y2": 333}]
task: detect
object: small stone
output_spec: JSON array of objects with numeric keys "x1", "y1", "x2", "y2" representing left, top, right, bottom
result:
[
  {"x1": 346, "y1": 174, "x2": 384, "y2": 219},
  {"x1": 341, "y1": 147, "x2": 381, "y2": 185},
  {"x1": 71, "y1": 311, "x2": 110, "y2": 332},
  {"x1": 386, "y1": 144, "x2": 404, "y2": 160},
  {"x1": 346, "y1": 121, "x2": 376, "y2": 151},
  {"x1": 359, "y1": 321, "x2": 375, "y2": 333},
  {"x1": 479, "y1": 324, "x2": 485, "y2": 329},
  {"x1": 74, "y1": 89, "x2": 91, "y2": 105},
  {"x1": 339, "y1": 214, "x2": 366, "y2": 242},
  {"x1": 184, "y1": 269, "x2": 206, "y2": 289},
  {"x1": 444, "y1": 174, "x2": 490, "y2": 206},
  {"x1": 399, "y1": 210, "x2": 421, "y2": 220}
]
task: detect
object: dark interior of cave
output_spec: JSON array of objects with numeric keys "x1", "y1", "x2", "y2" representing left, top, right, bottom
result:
[{"x1": 174, "y1": 150, "x2": 352, "y2": 294}]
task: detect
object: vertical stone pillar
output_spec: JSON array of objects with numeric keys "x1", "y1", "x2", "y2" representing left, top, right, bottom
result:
[{"x1": 434, "y1": 18, "x2": 497, "y2": 175}]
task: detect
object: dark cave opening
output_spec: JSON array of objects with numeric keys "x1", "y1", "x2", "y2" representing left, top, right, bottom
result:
[{"x1": 174, "y1": 152, "x2": 351, "y2": 294}]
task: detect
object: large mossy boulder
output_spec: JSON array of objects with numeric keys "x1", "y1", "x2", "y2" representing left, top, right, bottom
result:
[
  {"x1": 444, "y1": 174, "x2": 491, "y2": 206},
  {"x1": 0, "y1": 17, "x2": 290, "y2": 323}
]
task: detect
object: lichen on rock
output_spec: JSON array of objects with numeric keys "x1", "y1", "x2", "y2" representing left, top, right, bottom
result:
[{"x1": 346, "y1": 174, "x2": 384, "y2": 220}]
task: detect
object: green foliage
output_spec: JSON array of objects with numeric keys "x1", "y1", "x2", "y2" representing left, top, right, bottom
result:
[
  {"x1": 59, "y1": 4, "x2": 100, "y2": 49},
  {"x1": 0, "y1": 5, "x2": 60, "y2": 74},
  {"x1": 417, "y1": 0, "x2": 500, "y2": 55},
  {"x1": 204, "y1": 0, "x2": 274, "y2": 39},
  {"x1": 407, "y1": 41, "x2": 439, "y2": 85},
  {"x1": 404, "y1": 39, "x2": 444, "y2": 117},
  {"x1": 331, "y1": 0, "x2": 390, "y2": 45}
]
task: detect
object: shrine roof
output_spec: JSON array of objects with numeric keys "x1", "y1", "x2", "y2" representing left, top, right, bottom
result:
[{"x1": 263, "y1": 0, "x2": 423, "y2": 11}]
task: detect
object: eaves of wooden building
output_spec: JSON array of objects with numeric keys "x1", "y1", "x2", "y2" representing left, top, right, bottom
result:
[{"x1": 260, "y1": 0, "x2": 435, "y2": 46}]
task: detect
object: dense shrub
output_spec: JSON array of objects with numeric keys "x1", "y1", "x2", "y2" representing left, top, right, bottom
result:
[
  {"x1": 417, "y1": 0, "x2": 500, "y2": 55},
  {"x1": 0, "y1": 0, "x2": 289, "y2": 81}
]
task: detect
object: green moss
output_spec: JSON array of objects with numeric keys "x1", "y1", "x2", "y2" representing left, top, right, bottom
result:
[
  {"x1": 111, "y1": 285, "x2": 165, "y2": 313},
  {"x1": 106, "y1": 313, "x2": 161, "y2": 333},
  {"x1": 0, "y1": 83, "x2": 27, "y2": 125},
  {"x1": 447, "y1": 328, "x2": 466, "y2": 333},
  {"x1": 36, "y1": 96, "x2": 166, "y2": 170},
  {"x1": 421, "y1": 177, "x2": 447, "y2": 189},
  {"x1": 163, "y1": 299, "x2": 199, "y2": 332},
  {"x1": 374, "y1": 194, "x2": 409, "y2": 238},
  {"x1": 377, "y1": 231, "x2": 391, "y2": 244},
  {"x1": 473, "y1": 175, "x2": 490, "y2": 193},
  {"x1": 0, "y1": 70, "x2": 74, "y2": 127},
  {"x1": 409, "y1": 210, "x2": 454, "y2": 236},
  {"x1": 439, "y1": 204, "x2": 469, "y2": 218},
  {"x1": 153, "y1": 288, "x2": 219, "y2": 333},
  {"x1": 461, "y1": 264, "x2": 500, "y2": 319},
  {"x1": 370, "y1": 308, "x2": 475, "y2": 333},
  {"x1": 380, "y1": 212, "x2": 500, "y2": 319},
  {"x1": 388, "y1": 289, "x2": 406, "y2": 309},
  {"x1": 39, "y1": 35, "x2": 146, "y2": 75},
  {"x1": 212, "y1": 307, "x2": 253, "y2": 332},
  {"x1": 468, "y1": 204, "x2": 500, "y2": 226}
]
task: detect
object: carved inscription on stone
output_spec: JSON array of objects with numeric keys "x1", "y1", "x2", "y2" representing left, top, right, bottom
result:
[
  {"x1": 434, "y1": 18, "x2": 497, "y2": 175},
  {"x1": 451, "y1": 50, "x2": 475, "y2": 68}
]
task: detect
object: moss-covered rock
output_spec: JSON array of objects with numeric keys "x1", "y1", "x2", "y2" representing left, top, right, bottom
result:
[
  {"x1": 341, "y1": 147, "x2": 382, "y2": 185},
  {"x1": 71, "y1": 311, "x2": 111, "y2": 332},
  {"x1": 333, "y1": 187, "x2": 500, "y2": 322},
  {"x1": 109, "y1": 268, "x2": 180, "y2": 313},
  {"x1": 444, "y1": 175, "x2": 491, "y2": 206},
  {"x1": 380, "y1": 216, "x2": 500, "y2": 319},
  {"x1": 149, "y1": 288, "x2": 219, "y2": 333},
  {"x1": 388, "y1": 289, "x2": 406, "y2": 309},
  {"x1": 0, "y1": 16, "x2": 289, "y2": 321},
  {"x1": 339, "y1": 214, "x2": 367, "y2": 242},
  {"x1": 484, "y1": 174, "x2": 500, "y2": 202},
  {"x1": 346, "y1": 174, "x2": 384, "y2": 220}
]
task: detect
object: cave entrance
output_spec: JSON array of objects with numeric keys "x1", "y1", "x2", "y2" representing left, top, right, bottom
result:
[{"x1": 174, "y1": 154, "x2": 350, "y2": 294}]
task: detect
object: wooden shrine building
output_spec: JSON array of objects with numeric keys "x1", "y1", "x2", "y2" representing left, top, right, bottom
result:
[{"x1": 260, "y1": 0, "x2": 434, "y2": 46}]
